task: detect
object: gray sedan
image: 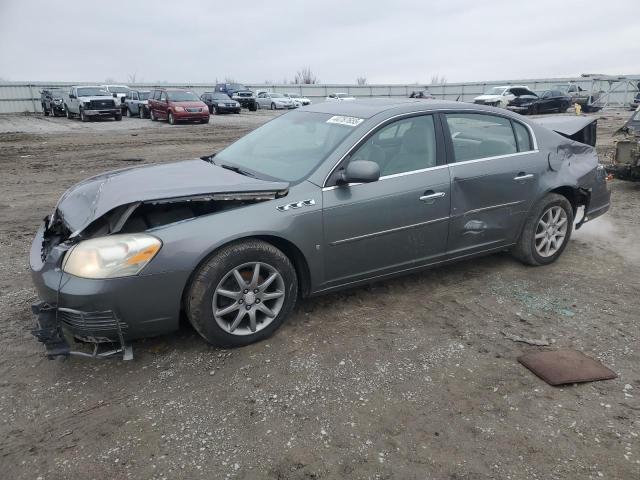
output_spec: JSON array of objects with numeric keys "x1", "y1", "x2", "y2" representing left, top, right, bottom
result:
[
  {"x1": 30, "y1": 99, "x2": 610, "y2": 357},
  {"x1": 256, "y1": 91, "x2": 296, "y2": 110}
]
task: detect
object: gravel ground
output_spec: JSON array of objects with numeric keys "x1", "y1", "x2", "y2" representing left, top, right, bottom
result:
[{"x1": 0, "y1": 109, "x2": 638, "y2": 480}]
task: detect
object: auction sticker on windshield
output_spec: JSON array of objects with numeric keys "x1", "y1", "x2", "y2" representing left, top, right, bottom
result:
[{"x1": 326, "y1": 116, "x2": 364, "y2": 127}]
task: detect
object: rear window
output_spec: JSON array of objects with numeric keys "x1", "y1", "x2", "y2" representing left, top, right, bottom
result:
[
  {"x1": 445, "y1": 113, "x2": 517, "y2": 162},
  {"x1": 513, "y1": 121, "x2": 533, "y2": 152}
]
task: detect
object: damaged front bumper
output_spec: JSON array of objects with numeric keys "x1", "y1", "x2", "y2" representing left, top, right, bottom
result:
[{"x1": 29, "y1": 222, "x2": 186, "y2": 359}]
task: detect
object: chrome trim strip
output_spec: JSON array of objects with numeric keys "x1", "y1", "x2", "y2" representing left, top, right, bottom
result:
[
  {"x1": 321, "y1": 107, "x2": 539, "y2": 188},
  {"x1": 448, "y1": 149, "x2": 538, "y2": 167},
  {"x1": 329, "y1": 216, "x2": 450, "y2": 246},
  {"x1": 463, "y1": 200, "x2": 523, "y2": 216},
  {"x1": 321, "y1": 164, "x2": 448, "y2": 191}
]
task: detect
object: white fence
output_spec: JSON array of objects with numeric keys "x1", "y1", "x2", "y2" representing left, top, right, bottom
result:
[{"x1": 1, "y1": 75, "x2": 638, "y2": 114}]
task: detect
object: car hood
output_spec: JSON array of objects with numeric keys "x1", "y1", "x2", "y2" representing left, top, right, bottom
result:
[
  {"x1": 54, "y1": 159, "x2": 289, "y2": 235},
  {"x1": 77, "y1": 95, "x2": 116, "y2": 102},
  {"x1": 171, "y1": 101, "x2": 207, "y2": 108},
  {"x1": 474, "y1": 94, "x2": 503, "y2": 101}
]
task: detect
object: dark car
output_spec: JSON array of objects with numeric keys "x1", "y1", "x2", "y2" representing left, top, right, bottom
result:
[
  {"x1": 409, "y1": 90, "x2": 436, "y2": 99},
  {"x1": 629, "y1": 92, "x2": 640, "y2": 111},
  {"x1": 201, "y1": 92, "x2": 241, "y2": 114},
  {"x1": 148, "y1": 88, "x2": 210, "y2": 125},
  {"x1": 29, "y1": 99, "x2": 611, "y2": 359},
  {"x1": 507, "y1": 90, "x2": 572, "y2": 115},
  {"x1": 40, "y1": 88, "x2": 66, "y2": 117},
  {"x1": 215, "y1": 83, "x2": 257, "y2": 111}
]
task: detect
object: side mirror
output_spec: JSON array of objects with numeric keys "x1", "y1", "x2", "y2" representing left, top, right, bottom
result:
[
  {"x1": 69, "y1": 94, "x2": 75, "y2": 99},
  {"x1": 339, "y1": 160, "x2": 380, "y2": 184}
]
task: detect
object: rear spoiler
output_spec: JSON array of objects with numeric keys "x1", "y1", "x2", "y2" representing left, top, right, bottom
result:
[{"x1": 532, "y1": 116, "x2": 597, "y2": 147}]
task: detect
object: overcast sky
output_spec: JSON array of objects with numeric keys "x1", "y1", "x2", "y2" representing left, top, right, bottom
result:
[{"x1": 0, "y1": 0, "x2": 638, "y2": 84}]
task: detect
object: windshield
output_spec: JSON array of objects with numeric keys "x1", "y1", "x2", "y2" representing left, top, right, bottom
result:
[
  {"x1": 106, "y1": 86, "x2": 130, "y2": 94},
  {"x1": 138, "y1": 92, "x2": 150, "y2": 100},
  {"x1": 214, "y1": 111, "x2": 357, "y2": 182},
  {"x1": 77, "y1": 87, "x2": 110, "y2": 97},
  {"x1": 48, "y1": 88, "x2": 65, "y2": 97},
  {"x1": 270, "y1": 93, "x2": 285, "y2": 98},
  {"x1": 484, "y1": 87, "x2": 507, "y2": 96},
  {"x1": 167, "y1": 91, "x2": 199, "y2": 102},
  {"x1": 336, "y1": 93, "x2": 349, "y2": 98},
  {"x1": 229, "y1": 84, "x2": 248, "y2": 91},
  {"x1": 213, "y1": 93, "x2": 231, "y2": 100}
]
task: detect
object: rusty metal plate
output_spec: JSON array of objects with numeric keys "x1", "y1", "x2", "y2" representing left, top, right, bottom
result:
[{"x1": 518, "y1": 349, "x2": 617, "y2": 386}]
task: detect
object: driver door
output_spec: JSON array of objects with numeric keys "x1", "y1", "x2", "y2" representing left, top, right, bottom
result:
[{"x1": 321, "y1": 114, "x2": 450, "y2": 288}]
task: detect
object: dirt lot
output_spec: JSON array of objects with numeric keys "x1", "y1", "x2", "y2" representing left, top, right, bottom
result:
[{"x1": 0, "y1": 109, "x2": 638, "y2": 480}]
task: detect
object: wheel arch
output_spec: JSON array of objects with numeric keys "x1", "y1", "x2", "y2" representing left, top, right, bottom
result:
[{"x1": 180, "y1": 234, "x2": 312, "y2": 314}]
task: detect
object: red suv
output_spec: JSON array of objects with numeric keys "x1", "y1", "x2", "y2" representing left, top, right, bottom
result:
[{"x1": 148, "y1": 88, "x2": 210, "y2": 125}]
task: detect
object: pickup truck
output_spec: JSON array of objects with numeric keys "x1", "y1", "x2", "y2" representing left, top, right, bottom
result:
[
  {"x1": 64, "y1": 86, "x2": 122, "y2": 122},
  {"x1": 102, "y1": 84, "x2": 131, "y2": 113},
  {"x1": 215, "y1": 83, "x2": 257, "y2": 111},
  {"x1": 40, "y1": 88, "x2": 66, "y2": 117}
]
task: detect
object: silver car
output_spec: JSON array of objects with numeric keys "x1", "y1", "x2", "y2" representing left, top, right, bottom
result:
[
  {"x1": 29, "y1": 99, "x2": 610, "y2": 358},
  {"x1": 256, "y1": 92, "x2": 296, "y2": 110}
]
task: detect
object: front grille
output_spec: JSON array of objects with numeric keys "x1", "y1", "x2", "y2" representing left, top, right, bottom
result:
[
  {"x1": 186, "y1": 108, "x2": 202, "y2": 113},
  {"x1": 58, "y1": 308, "x2": 127, "y2": 337},
  {"x1": 89, "y1": 99, "x2": 115, "y2": 109},
  {"x1": 474, "y1": 100, "x2": 486, "y2": 105}
]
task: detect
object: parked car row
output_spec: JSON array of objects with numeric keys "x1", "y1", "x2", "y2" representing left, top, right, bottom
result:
[{"x1": 40, "y1": 82, "x2": 320, "y2": 123}]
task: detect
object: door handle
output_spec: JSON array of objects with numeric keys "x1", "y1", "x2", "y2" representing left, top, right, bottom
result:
[
  {"x1": 419, "y1": 191, "x2": 446, "y2": 203},
  {"x1": 514, "y1": 173, "x2": 534, "y2": 181}
]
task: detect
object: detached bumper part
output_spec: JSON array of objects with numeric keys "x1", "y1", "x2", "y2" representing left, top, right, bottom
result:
[
  {"x1": 31, "y1": 302, "x2": 133, "y2": 360},
  {"x1": 31, "y1": 302, "x2": 70, "y2": 358}
]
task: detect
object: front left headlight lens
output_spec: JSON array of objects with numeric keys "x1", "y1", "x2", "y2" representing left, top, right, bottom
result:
[{"x1": 63, "y1": 234, "x2": 162, "y2": 279}]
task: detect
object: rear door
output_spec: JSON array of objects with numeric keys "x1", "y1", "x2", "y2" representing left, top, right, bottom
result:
[
  {"x1": 158, "y1": 91, "x2": 168, "y2": 118},
  {"x1": 322, "y1": 113, "x2": 450, "y2": 287},
  {"x1": 442, "y1": 112, "x2": 541, "y2": 256}
]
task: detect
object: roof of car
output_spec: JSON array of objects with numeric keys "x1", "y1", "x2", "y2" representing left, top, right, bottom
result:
[{"x1": 302, "y1": 98, "x2": 443, "y2": 118}]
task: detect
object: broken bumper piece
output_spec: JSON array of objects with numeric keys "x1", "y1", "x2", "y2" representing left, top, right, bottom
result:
[{"x1": 31, "y1": 302, "x2": 133, "y2": 360}]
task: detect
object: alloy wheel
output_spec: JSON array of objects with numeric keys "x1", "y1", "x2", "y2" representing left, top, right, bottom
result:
[
  {"x1": 535, "y1": 206, "x2": 568, "y2": 257},
  {"x1": 212, "y1": 262, "x2": 286, "y2": 336}
]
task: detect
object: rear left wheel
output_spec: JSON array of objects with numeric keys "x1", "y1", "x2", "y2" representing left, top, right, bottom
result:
[
  {"x1": 512, "y1": 193, "x2": 573, "y2": 266},
  {"x1": 168, "y1": 112, "x2": 175, "y2": 125},
  {"x1": 187, "y1": 240, "x2": 298, "y2": 347}
]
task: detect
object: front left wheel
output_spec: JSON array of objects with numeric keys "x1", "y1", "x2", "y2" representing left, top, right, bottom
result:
[{"x1": 186, "y1": 240, "x2": 298, "y2": 347}]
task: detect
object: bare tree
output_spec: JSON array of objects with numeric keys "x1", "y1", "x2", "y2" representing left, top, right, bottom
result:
[
  {"x1": 104, "y1": 77, "x2": 117, "y2": 84},
  {"x1": 430, "y1": 74, "x2": 447, "y2": 85},
  {"x1": 294, "y1": 66, "x2": 319, "y2": 84},
  {"x1": 224, "y1": 76, "x2": 237, "y2": 84},
  {"x1": 127, "y1": 72, "x2": 137, "y2": 84},
  {"x1": 356, "y1": 76, "x2": 367, "y2": 86}
]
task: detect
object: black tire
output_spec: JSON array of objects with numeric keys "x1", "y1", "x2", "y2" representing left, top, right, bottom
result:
[
  {"x1": 126, "y1": 107, "x2": 132, "y2": 117},
  {"x1": 512, "y1": 193, "x2": 574, "y2": 266},
  {"x1": 234, "y1": 109, "x2": 241, "y2": 114},
  {"x1": 249, "y1": 103, "x2": 257, "y2": 112},
  {"x1": 139, "y1": 106, "x2": 145, "y2": 119},
  {"x1": 254, "y1": 102, "x2": 260, "y2": 110},
  {"x1": 80, "y1": 108, "x2": 88, "y2": 122},
  {"x1": 65, "y1": 106, "x2": 72, "y2": 119},
  {"x1": 213, "y1": 106, "x2": 218, "y2": 115},
  {"x1": 186, "y1": 239, "x2": 298, "y2": 347},
  {"x1": 150, "y1": 109, "x2": 157, "y2": 121},
  {"x1": 168, "y1": 112, "x2": 175, "y2": 125},
  {"x1": 270, "y1": 102, "x2": 276, "y2": 110},
  {"x1": 114, "y1": 113, "x2": 122, "y2": 121},
  {"x1": 43, "y1": 104, "x2": 49, "y2": 116},
  {"x1": 530, "y1": 104, "x2": 539, "y2": 115}
]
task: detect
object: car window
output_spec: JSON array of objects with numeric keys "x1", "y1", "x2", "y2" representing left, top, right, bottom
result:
[
  {"x1": 445, "y1": 113, "x2": 517, "y2": 162},
  {"x1": 349, "y1": 115, "x2": 437, "y2": 176},
  {"x1": 512, "y1": 121, "x2": 533, "y2": 152},
  {"x1": 160, "y1": 91, "x2": 167, "y2": 101}
]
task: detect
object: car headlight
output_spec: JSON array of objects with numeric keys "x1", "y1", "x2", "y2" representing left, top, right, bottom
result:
[
  {"x1": 83, "y1": 101, "x2": 91, "y2": 107},
  {"x1": 62, "y1": 234, "x2": 162, "y2": 279},
  {"x1": 174, "y1": 106, "x2": 185, "y2": 112}
]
